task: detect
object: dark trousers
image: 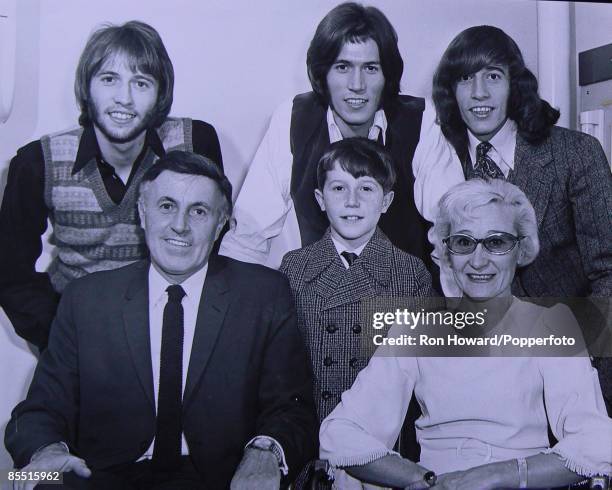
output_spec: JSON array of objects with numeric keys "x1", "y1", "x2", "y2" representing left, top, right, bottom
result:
[{"x1": 38, "y1": 456, "x2": 206, "y2": 490}]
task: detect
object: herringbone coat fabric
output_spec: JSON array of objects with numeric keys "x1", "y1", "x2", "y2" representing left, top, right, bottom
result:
[
  {"x1": 508, "y1": 127, "x2": 612, "y2": 298},
  {"x1": 509, "y1": 127, "x2": 612, "y2": 417},
  {"x1": 280, "y1": 228, "x2": 434, "y2": 422}
]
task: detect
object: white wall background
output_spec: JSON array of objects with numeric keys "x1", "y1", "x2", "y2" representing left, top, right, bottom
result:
[
  {"x1": 0, "y1": 0, "x2": 539, "y2": 193},
  {"x1": 573, "y1": 1, "x2": 612, "y2": 126},
  {"x1": 574, "y1": 2, "x2": 612, "y2": 61},
  {"x1": 0, "y1": 0, "x2": 608, "y2": 471}
]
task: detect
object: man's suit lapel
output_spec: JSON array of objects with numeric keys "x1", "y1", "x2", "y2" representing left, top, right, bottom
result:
[
  {"x1": 122, "y1": 260, "x2": 155, "y2": 410},
  {"x1": 183, "y1": 257, "x2": 231, "y2": 406},
  {"x1": 510, "y1": 134, "x2": 554, "y2": 228}
]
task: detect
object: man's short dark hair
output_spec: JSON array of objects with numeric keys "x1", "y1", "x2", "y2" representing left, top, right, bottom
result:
[
  {"x1": 306, "y1": 2, "x2": 403, "y2": 108},
  {"x1": 140, "y1": 151, "x2": 233, "y2": 218},
  {"x1": 75, "y1": 20, "x2": 174, "y2": 128},
  {"x1": 316, "y1": 138, "x2": 396, "y2": 193},
  {"x1": 432, "y1": 25, "x2": 560, "y2": 164}
]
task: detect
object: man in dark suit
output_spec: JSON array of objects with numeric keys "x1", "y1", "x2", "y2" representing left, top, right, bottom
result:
[
  {"x1": 419, "y1": 25, "x2": 612, "y2": 299},
  {"x1": 5, "y1": 151, "x2": 317, "y2": 490}
]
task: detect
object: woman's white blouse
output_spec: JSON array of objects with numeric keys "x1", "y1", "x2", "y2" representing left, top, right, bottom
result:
[{"x1": 320, "y1": 299, "x2": 612, "y2": 488}]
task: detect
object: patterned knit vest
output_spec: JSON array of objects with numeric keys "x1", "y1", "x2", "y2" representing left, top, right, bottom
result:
[{"x1": 42, "y1": 118, "x2": 193, "y2": 292}]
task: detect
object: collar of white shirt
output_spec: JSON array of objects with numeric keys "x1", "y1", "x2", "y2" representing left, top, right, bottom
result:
[
  {"x1": 326, "y1": 106, "x2": 388, "y2": 145},
  {"x1": 468, "y1": 118, "x2": 517, "y2": 177},
  {"x1": 331, "y1": 235, "x2": 369, "y2": 269},
  {"x1": 149, "y1": 262, "x2": 209, "y2": 311}
]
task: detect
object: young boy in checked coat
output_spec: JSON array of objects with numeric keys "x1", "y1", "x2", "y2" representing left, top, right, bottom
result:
[{"x1": 280, "y1": 138, "x2": 434, "y2": 484}]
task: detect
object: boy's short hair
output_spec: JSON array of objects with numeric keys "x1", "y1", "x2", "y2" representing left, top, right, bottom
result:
[{"x1": 316, "y1": 138, "x2": 396, "y2": 193}]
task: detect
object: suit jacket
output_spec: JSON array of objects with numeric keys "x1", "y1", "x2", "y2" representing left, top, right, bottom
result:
[
  {"x1": 5, "y1": 256, "x2": 317, "y2": 488},
  {"x1": 280, "y1": 228, "x2": 434, "y2": 421},
  {"x1": 508, "y1": 127, "x2": 612, "y2": 297}
]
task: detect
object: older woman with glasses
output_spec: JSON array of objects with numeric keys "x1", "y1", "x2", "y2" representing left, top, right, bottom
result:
[{"x1": 319, "y1": 179, "x2": 611, "y2": 489}]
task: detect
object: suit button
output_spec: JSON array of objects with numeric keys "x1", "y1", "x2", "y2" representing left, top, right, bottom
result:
[
  {"x1": 322, "y1": 391, "x2": 333, "y2": 401},
  {"x1": 326, "y1": 324, "x2": 338, "y2": 334},
  {"x1": 323, "y1": 356, "x2": 334, "y2": 367},
  {"x1": 352, "y1": 324, "x2": 362, "y2": 334},
  {"x1": 140, "y1": 441, "x2": 149, "y2": 451},
  {"x1": 349, "y1": 357, "x2": 359, "y2": 368}
]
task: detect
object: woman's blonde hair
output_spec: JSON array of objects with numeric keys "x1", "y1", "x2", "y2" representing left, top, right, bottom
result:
[{"x1": 433, "y1": 178, "x2": 540, "y2": 269}]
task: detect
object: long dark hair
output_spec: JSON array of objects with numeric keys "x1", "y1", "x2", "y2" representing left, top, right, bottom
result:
[
  {"x1": 306, "y1": 2, "x2": 403, "y2": 109},
  {"x1": 432, "y1": 26, "x2": 559, "y2": 164}
]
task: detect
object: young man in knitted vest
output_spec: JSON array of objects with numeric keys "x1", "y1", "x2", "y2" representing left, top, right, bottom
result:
[{"x1": 0, "y1": 21, "x2": 223, "y2": 350}]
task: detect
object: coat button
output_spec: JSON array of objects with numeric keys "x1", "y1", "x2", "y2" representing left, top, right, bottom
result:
[
  {"x1": 349, "y1": 357, "x2": 359, "y2": 368},
  {"x1": 352, "y1": 323, "x2": 362, "y2": 334},
  {"x1": 326, "y1": 324, "x2": 338, "y2": 334},
  {"x1": 322, "y1": 391, "x2": 332, "y2": 400},
  {"x1": 323, "y1": 356, "x2": 334, "y2": 367},
  {"x1": 140, "y1": 441, "x2": 149, "y2": 451}
]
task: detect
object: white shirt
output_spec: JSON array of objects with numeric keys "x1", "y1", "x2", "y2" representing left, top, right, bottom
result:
[
  {"x1": 326, "y1": 106, "x2": 387, "y2": 145},
  {"x1": 467, "y1": 119, "x2": 517, "y2": 178},
  {"x1": 412, "y1": 99, "x2": 464, "y2": 225},
  {"x1": 219, "y1": 100, "x2": 402, "y2": 270},
  {"x1": 330, "y1": 235, "x2": 368, "y2": 269},
  {"x1": 141, "y1": 263, "x2": 208, "y2": 458}
]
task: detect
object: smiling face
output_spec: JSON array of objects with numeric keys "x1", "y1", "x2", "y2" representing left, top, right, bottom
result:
[
  {"x1": 89, "y1": 52, "x2": 159, "y2": 144},
  {"x1": 138, "y1": 170, "x2": 227, "y2": 284},
  {"x1": 326, "y1": 39, "x2": 385, "y2": 138},
  {"x1": 454, "y1": 65, "x2": 510, "y2": 141},
  {"x1": 315, "y1": 162, "x2": 393, "y2": 250},
  {"x1": 449, "y1": 203, "x2": 521, "y2": 300}
]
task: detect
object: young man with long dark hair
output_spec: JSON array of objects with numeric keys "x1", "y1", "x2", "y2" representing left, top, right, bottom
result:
[
  {"x1": 417, "y1": 25, "x2": 612, "y2": 299},
  {"x1": 220, "y1": 2, "x2": 442, "y2": 280}
]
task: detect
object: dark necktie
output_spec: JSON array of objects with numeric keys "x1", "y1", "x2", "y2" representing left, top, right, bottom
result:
[
  {"x1": 152, "y1": 284, "x2": 186, "y2": 471},
  {"x1": 473, "y1": 141, "x2": 505, "y2": 180},
  {"x1": 341, "y1": 251, "x2": 359, "y2": 267}
]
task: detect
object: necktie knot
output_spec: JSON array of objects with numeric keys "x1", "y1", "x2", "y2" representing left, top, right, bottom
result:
[
  {"x1": 476, "y1": 141, "x2": 493, "y2": 158},
  {"x1": 341, "y1": 251, "x2": 359, "y2": 267},
  {"x1": 166, "y1": 284, "x2": 186, "y2": 303}
]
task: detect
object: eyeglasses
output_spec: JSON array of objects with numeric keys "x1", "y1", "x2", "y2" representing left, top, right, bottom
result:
[{"x1": 443, "y1": 232, "x2": 523, "y2": 255}]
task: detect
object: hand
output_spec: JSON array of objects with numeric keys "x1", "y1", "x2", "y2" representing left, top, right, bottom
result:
[
  {"x1": 403, "y1": 466, "x2": 438, "y2": 490},
  {"x1": 13, "y1": 443, "x2": 91, "y2": 490},
  {"x1": 404, "y1": 479, "x2": 435, "y2": 490},
  {"x1": 432, "y1": 467, "x2": 499, "y2": 490},
  {"x1": 230, "y1": 447, "x2": 281, "y2": 490}
]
